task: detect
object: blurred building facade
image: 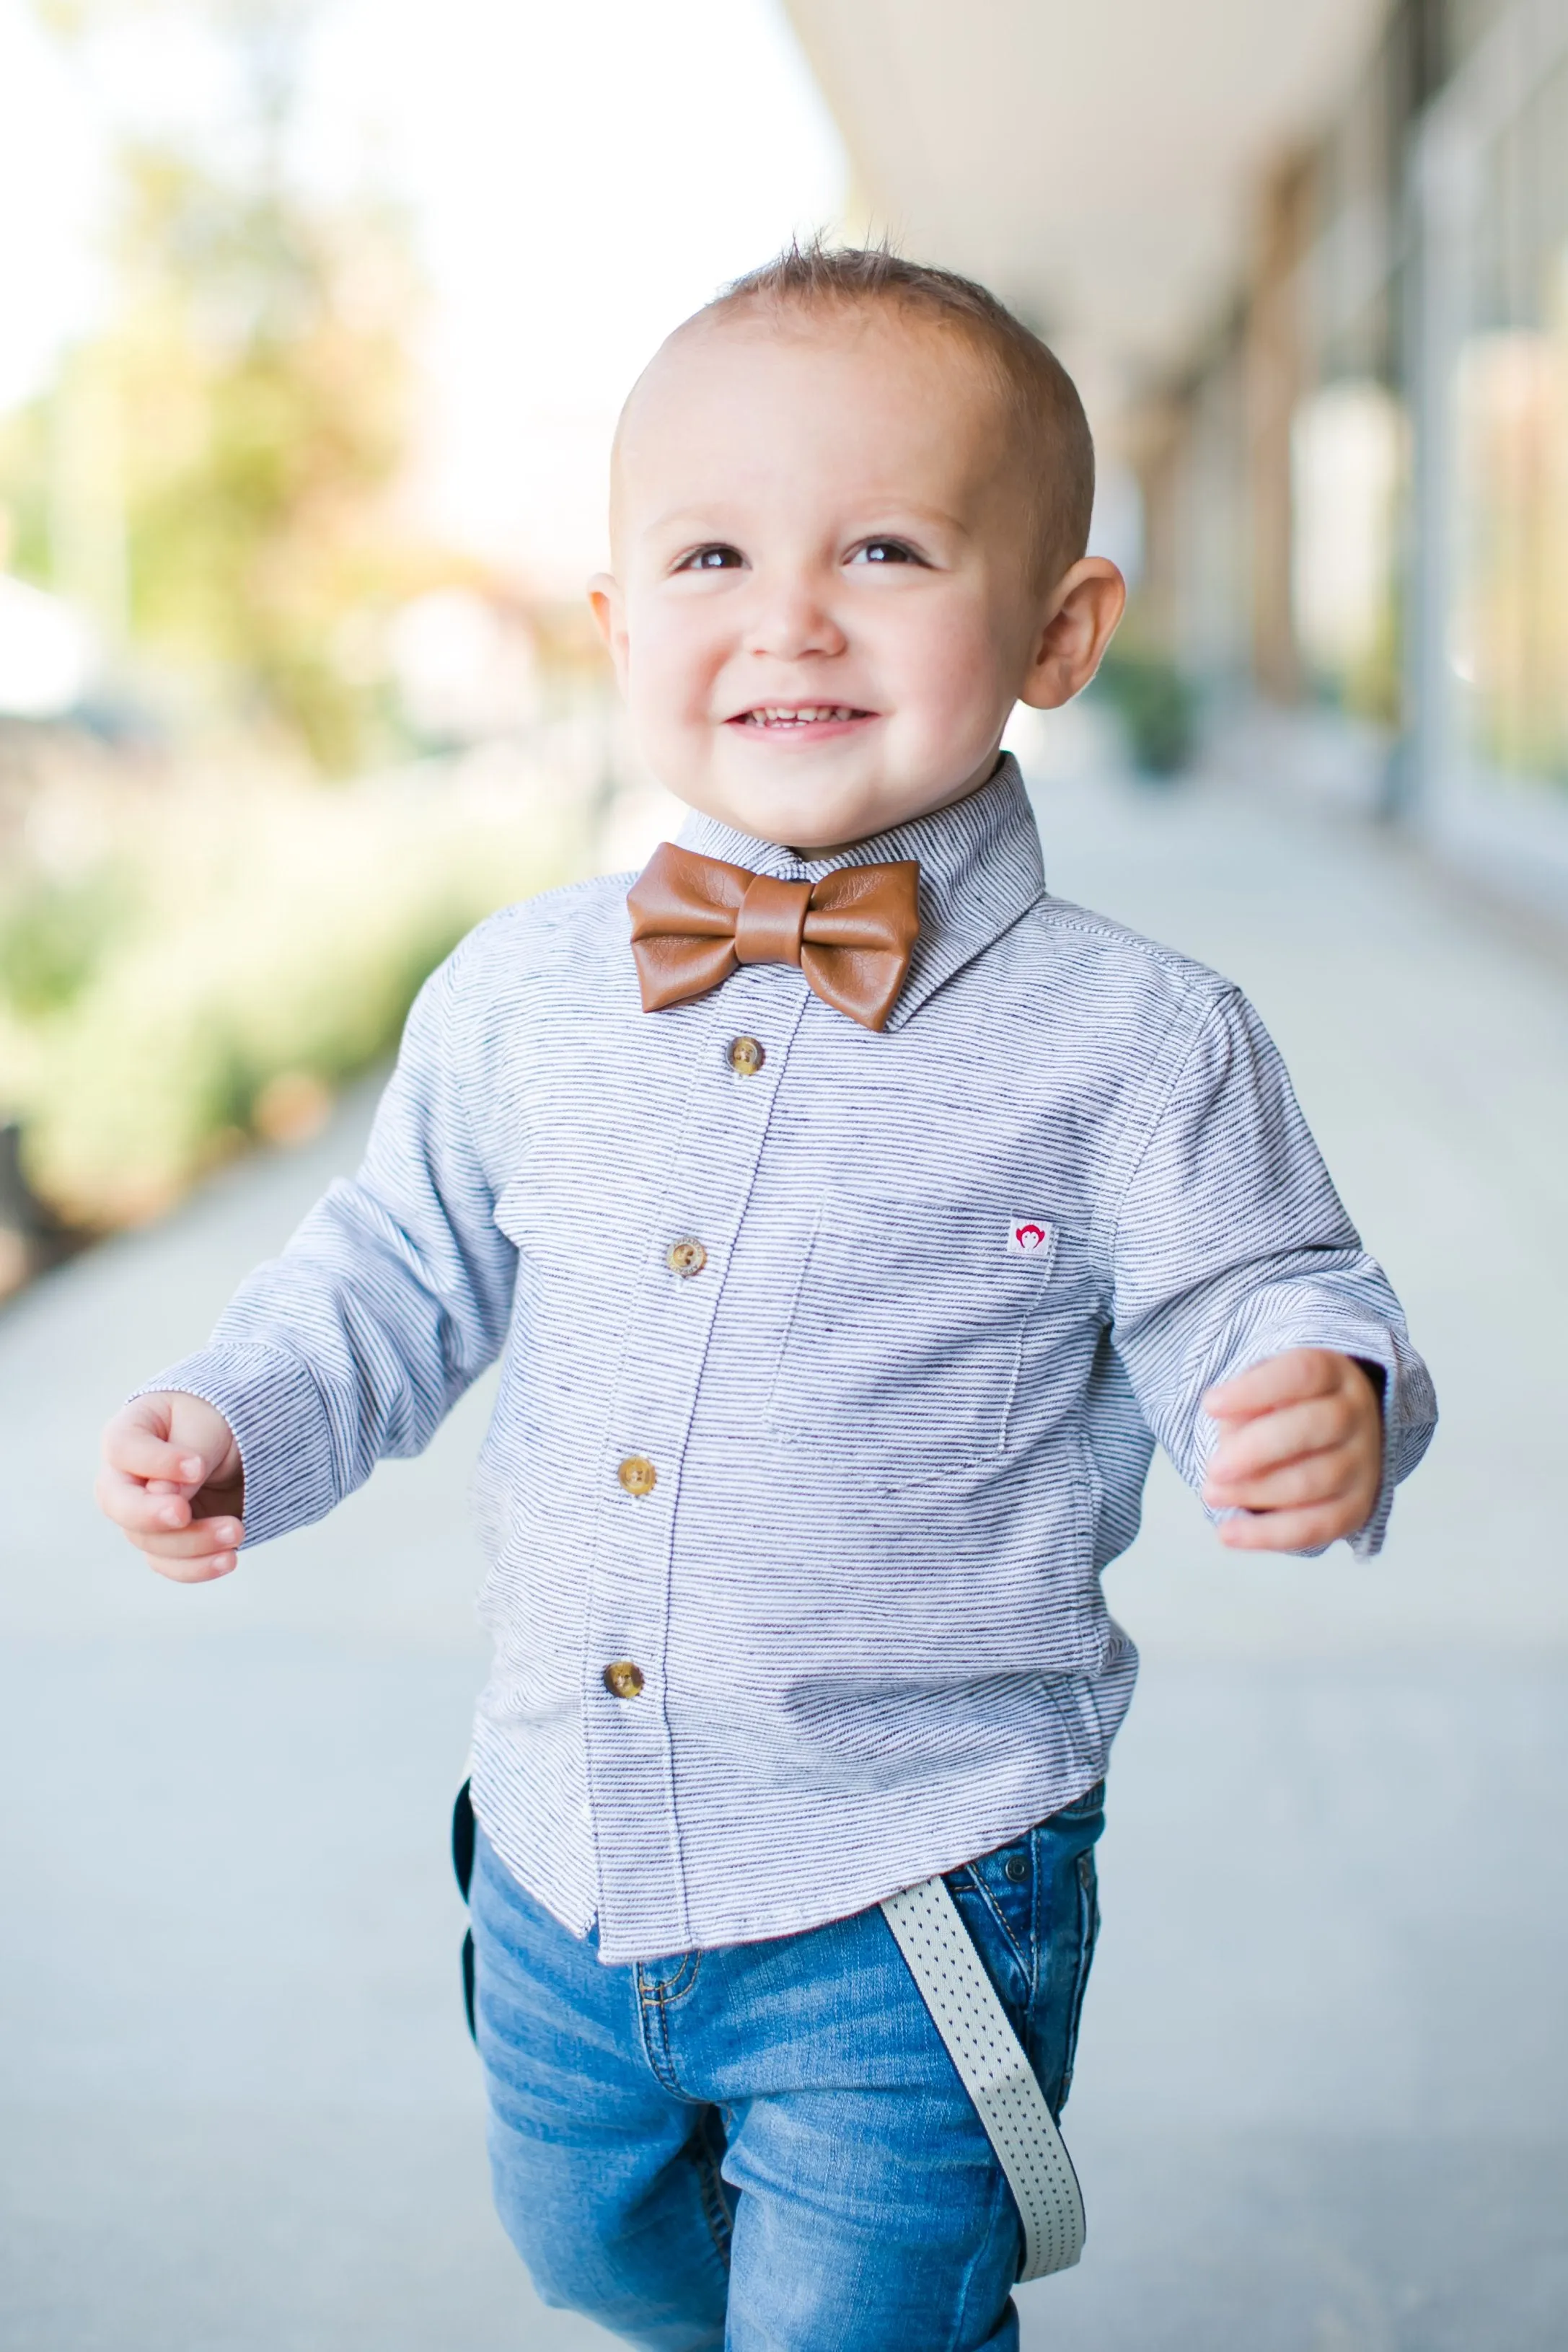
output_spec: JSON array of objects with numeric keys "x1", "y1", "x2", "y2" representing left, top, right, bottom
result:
[
  {"x1": 786, "y1": 0, "x2": 1568, "y2": 912},
  {"x1": 1143, "y1": 0, "x2": 1568, "y2": 912}
]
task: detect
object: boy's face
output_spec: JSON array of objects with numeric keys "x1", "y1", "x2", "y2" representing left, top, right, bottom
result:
[{"x1": 591, "y1": 307, "x2": 1124, "y2": 850}]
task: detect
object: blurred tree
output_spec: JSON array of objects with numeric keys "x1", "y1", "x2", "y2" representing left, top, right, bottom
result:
[{"x1": 4, "y1": 0, "x2": 420, "y2": 772}]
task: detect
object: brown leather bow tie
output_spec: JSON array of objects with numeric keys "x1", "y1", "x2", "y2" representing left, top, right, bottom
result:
[{"x1": 626, "y1": 842, "x2": 921, "y2": 1032}]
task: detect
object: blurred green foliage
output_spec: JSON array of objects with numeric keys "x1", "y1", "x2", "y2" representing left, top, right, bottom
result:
[
  {"x1": 3, "y1": 0, "x2": 425, "y2": 772},
  {"x1": 1093, "y1": 645, "x2": 1198, "y2": 778},
  {"x1": 0, "y1": 868, "x2": 131, "y2": 1016},
  {"x1": 0, "y1": 3, "x2": 605, "y2": 1255},
  {"x1": 111, "y1": 144, "x2": 414, "y2": 770},
  {"x1": 0, "y1": 760, "x2": 592, "y2": 1228}
]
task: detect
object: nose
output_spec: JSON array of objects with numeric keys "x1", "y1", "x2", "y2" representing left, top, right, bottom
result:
[{"x1": 742, "y1": 570, "x2": 847, "y2": 664}]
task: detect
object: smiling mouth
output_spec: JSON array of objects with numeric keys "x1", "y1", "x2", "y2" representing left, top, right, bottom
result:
[{"x1": 730, "y1": 704, "x2": 875, "y2": 729}]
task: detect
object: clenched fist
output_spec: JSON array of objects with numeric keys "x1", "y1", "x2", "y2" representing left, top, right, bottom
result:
[
  {"x1": 97, "y1": 1392, "x2": 245, "y2": 1582},
  {"x1": 1202, "y1": 1348, "x2": 1383, "y2": 1552}
]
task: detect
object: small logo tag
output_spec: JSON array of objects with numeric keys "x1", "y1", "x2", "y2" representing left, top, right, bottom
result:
[{"x1": 1008, "y1": 1219, "x2": 1052, "y2": 1255}]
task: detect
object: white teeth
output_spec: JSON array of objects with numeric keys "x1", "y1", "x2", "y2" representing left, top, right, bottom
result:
[{"x1": 745, "y1": 705, "x2": 858, "y2": 724}]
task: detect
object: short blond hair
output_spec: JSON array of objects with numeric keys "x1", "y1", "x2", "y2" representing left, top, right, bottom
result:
[{"x1": 703, "y1": 238, "x2": 1095, "y2": 584}]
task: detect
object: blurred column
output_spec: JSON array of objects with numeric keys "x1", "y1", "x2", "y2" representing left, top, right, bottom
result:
[
  {"x1": 1245, "y1": 154, "x2": 1316, "y2": 704},
  {"x1": 1404, "y1": 94, "x2": 1472, "y2": 822},
  {"x1": 1124, "y1": 395, "x2": 1187, "y2": 656},
  {"x1": 1402, "y1": 0, "x2": 1568, "y2": 909}
]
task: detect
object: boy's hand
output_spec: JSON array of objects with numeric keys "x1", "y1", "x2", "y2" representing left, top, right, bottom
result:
[
  {"x1": 96, "y1": 1393, "x2": 245, "y2": 1582},
  {"x1": 1201, "y1": 1349, "x2": 1383, "y2": 1553}
]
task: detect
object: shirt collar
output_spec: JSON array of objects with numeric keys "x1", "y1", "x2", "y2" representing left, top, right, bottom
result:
[{"x1": 673, "y1": 752, "x2": 1046, "y2": 1030}]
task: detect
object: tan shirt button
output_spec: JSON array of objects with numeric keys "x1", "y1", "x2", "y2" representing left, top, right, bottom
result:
[
  {"x1": 617, "y1": 1454, "x2": 657, "y2": 1498},
  {"x1": 728, "y1": 1034, "x2": 766, "y2": 1075},
  {"x1": 666, "y1": 1238, "x2": 708, "y2": 1278},
  {"x1": 602, "y1": 1660, "x2": 645, "y2": 1699}
]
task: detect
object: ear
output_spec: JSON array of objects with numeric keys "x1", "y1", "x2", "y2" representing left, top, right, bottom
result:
[
  {"x1": 1017, "y1": 558, "x2": 1127, "y2": 710},
  {"x1": 588, "y1": 572, "x2": 629, "y2": 692}
]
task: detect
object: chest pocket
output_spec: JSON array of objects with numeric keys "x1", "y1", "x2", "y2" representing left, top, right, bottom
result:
[{"x1": 765, "y1": 1204, "x2": 1061, "y2": 1482}]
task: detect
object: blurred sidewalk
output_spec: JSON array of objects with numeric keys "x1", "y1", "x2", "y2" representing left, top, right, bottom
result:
[{"x1": 3, "y1": 729, "x2": 1567, "y2": 2350}]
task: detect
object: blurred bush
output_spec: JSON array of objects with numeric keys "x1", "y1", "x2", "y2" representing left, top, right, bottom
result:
[
  {"x1": 0, "y1": 1, "x2": 615, "y2": 1272},
  {"x1": 0, "y1": 749, "x2": 593, "y2": 1228},
  {"x1": 1092, "y1": 645, "x2": 1198, "y2": 778},
  {"x1": 1, "y1": 0, "x2": 438, "y2": 774},
  {"x1": 0, "y1": 866, "x2": 132, "y2": 1016}
]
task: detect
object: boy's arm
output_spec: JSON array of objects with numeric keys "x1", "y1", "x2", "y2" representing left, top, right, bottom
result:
[
  {"x1": 107, "y1": 941, "x2": 517, "y2": 1563},
  {"x1": 1104, "y1": 986, "x2": 1436, "y2": 1556}
]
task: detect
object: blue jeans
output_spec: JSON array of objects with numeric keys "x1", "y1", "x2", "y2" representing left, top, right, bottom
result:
[{"x1": 470, "y1": 1784, "x2": 1104, "y2": 2351}]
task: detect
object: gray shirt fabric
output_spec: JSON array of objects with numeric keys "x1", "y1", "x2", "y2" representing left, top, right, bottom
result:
[{"x1": 146, "y1": 756, "x2": 1436, "y2": 1963}]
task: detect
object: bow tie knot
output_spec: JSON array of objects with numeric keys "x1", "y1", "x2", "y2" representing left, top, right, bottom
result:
[
  {"x1": 627, "y1": 842, "x2": 921, "y2": 1031},
  {"x1": 734, "y1": 871, "x2": 812, "y2": 966}
]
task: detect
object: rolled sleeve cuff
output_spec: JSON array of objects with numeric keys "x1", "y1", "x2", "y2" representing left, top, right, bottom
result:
[
  {"x1": 131, "y1": 1344, "x2": 341, "y2": 1549},
  {"x1": 1347, "y1": 1344, "x2": 1437, "y2": 1559},
  {"x1": 1202, "y1": 1305, "x2": 1438, "y2": 1559}
]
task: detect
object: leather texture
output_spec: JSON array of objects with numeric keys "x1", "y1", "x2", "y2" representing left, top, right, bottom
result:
[{"x1": 627, "y1": 840, "x2": 921, "y2": 1032}]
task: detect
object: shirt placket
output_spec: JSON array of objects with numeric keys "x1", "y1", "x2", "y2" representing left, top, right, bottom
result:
[{"x1": 581, "y1": 967, "x2": 811, "y2": 1959}]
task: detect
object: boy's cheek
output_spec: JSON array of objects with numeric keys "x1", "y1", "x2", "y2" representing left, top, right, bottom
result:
[
  {"x1": 622, "y1": 671, "x2": 715, "y2": 786},
  {"x1": 871, "y1": 604, "x2": 1000, "y2": 715}
]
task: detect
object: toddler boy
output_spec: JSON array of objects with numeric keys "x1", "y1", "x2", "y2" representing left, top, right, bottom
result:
[{"x1": 98, "y1": 247, "x2": 1435, "y2": 2350}]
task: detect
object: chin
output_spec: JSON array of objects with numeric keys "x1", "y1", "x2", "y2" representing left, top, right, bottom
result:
[
  {"x1": 750, "y1": 794, "x2": 885, "y2": 850},
  {"x1": 704, "y1": 767, "x2": 902, "y2": 851}
]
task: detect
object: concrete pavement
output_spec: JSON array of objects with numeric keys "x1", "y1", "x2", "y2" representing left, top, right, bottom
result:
[{"x1": 2, "y1": 734, "x2": 1565, "y2": 2348}]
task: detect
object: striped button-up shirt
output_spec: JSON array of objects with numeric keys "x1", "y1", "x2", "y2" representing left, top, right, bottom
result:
[{"x1": 148, "y1": 757, "x2": 1436, "y2": 1962}]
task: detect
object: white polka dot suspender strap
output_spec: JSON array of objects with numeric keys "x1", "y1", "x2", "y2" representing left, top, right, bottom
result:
[{"x1": 880, "y1": 1875, "x2": 1085, "y2": 2281}]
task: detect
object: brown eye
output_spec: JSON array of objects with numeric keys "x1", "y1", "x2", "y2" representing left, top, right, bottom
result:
[
  {"x1": 851, "y1": 539, "x2": 922, "y2": 565},
  {"x1": 679, "y1": 545, "x2": 743, "y2": 571}
]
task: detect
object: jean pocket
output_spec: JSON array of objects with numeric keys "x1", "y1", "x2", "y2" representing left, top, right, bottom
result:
[
  {"x1": 1057, "y1": 1848, "x2": 1100, "y2": 2110},
  {"x1": 1023, "y1": 1801, "x2": 1104, "y2": 2117},
  {"x1": 946, "y1": 1850, "x2": 1033, "y2": 2018}
]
